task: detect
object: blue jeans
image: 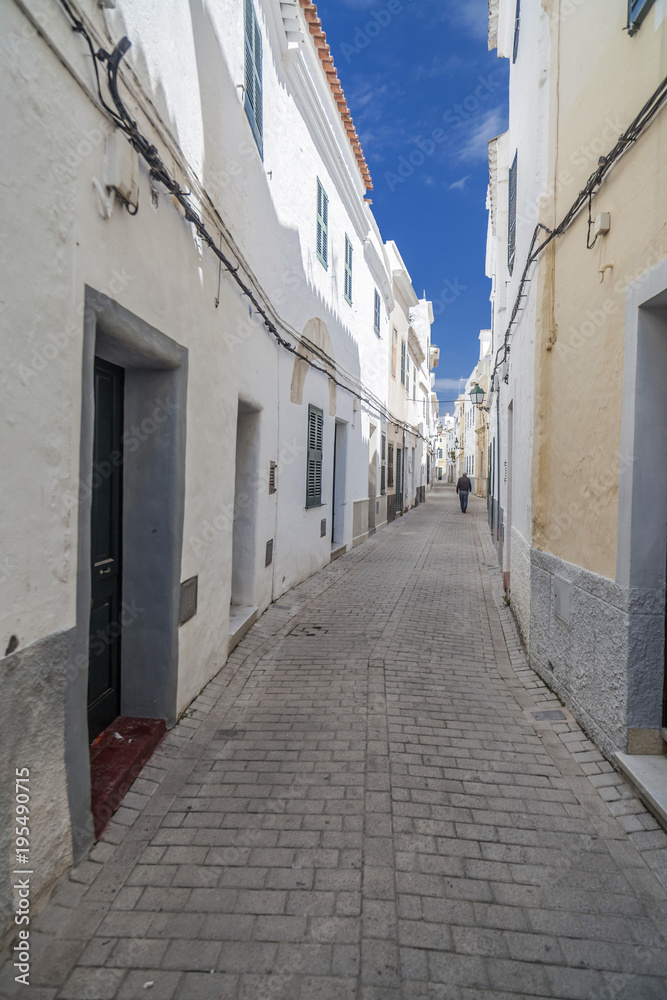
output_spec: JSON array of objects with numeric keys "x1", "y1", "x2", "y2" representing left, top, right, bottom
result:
[{"x1": 459, "y1": 489, "x2": 469, "y2": 512}]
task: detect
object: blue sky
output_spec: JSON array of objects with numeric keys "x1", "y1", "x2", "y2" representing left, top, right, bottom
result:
[{"x1": 315, "y1": 0, "x2": 509, "y2": 411}]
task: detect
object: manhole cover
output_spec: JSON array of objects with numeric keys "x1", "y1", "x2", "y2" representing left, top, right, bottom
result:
[
  {"x1": 531, "y1": 710, "x2": 566, "y2": 721},
  {"x1": 215, "y1": 729, "x2": 245, "y2": 740},
  {"x1": 289, "y1": 623, "x2": 329, "y2": 637}
]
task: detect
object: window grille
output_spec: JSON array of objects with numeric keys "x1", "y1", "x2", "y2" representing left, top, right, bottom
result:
[
  {"x1": 508, "y1": 152, "x2": 517, "y2": 275},
  {"x1": 316, "y1": 179, "x2": 329, "y2": 269},
  {"x1": 344, "y1": 235, "x2": 353, "y2": 304},
  {"x1": 244, "y1": 0, "x2": 263, "y2": 154}
]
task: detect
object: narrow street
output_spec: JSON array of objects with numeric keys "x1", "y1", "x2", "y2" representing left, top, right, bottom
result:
[{"x1": 5, "y1": 486, "x2": 667, "y2": 1000}]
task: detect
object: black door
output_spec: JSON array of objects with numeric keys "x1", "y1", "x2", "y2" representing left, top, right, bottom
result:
[
  {"x1": 331, "y1": 423, "x2": 338, "y2": 542},
  {"x1": 88, "y1": 359, "x2": 124, "y2": 740},
  {"x1": 663, "y1": 530, "x2": 667, "y2": 728}
]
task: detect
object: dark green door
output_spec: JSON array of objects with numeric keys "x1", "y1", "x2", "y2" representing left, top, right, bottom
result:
[
  {"x1": 396, "y1": 448, "x2": 402, "y2": 514},
  {"x1": 88, "y1": 359, "x2": 124, "y2": 740}
]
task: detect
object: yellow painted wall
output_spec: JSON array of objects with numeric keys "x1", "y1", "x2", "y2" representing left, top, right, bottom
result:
[{"x1": 532, "y1": 0, "x2": 667, "y2": 579}]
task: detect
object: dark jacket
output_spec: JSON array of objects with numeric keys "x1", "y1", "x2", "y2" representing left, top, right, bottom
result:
[{"x1": 456, "y1": 475, "x2": 472, "y2": 493}]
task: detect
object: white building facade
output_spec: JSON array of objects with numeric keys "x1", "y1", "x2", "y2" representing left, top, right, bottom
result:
[{"x1": 0, "y1": 0, "x2": 433, "y2": 937}]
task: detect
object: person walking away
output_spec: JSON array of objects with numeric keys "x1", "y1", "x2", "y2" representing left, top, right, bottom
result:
[{"x1": 456, "y1": 472, "x2": 472, "y2": 513}]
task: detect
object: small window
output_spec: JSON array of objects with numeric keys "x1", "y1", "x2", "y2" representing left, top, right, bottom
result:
[
  {"x1": 316, "y1": 179, "x2": 329, "y2": 270},
  {"x1": 400, "y1": 340, "x2": 406, "y2": 386},
  {"x1": 306, "y1": 404, "x2": 323, "y2": 507},
  {"x1": 628, "y1": 0, "x2": 655, "y2": 34},
  {"x1": 512, "y1": 0, "x2": 520, "y2": 63},
  {"x1": 508, "y1": 152, "x2": 517, "y2": 276},
  {"x1": 387, "y1": 443, "x2": 394, "y2": 489},
  {"x1": 344, "y1": 235, "x2": 353, "y2": 304},
  {"x1": 244, "y1": 0, "x2": 263, "y2": 155},
  {"x1": 373, "y1": 290, "x2": 381, "y2": 335}
]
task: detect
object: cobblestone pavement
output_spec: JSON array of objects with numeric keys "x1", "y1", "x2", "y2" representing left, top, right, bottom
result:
[{"x1": 3, "y1": 486, "x2": 667, "y2": 1000}]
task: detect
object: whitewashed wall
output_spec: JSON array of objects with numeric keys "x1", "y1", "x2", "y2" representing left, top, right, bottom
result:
[{"x1": 0, "y1": 0, "x2": 418, "y2": 940}]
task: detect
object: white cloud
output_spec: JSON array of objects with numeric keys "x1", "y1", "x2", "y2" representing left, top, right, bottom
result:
[
  {"x1": 455, "y1": 0, "x2": 490, "y2": 40},
  {"x1": 433, "y1": 377, "x2": 464, "y2": 392},
  {"x1": 449, "y1": 175, "x2": 470, "y2": 191},
  {"x1": 458, "y1": 107, "x2": 507, "y2": 162}
]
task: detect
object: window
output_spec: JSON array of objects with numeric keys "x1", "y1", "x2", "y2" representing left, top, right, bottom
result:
[
  {"x1": 244, "y1": 0, "x2": 263, "y2": 155},
  {"x1": 380, "y1": 433, "x2": 386, "y2": 494},
  {"x1": 628, "y1": 0, "x2": 655, "y2": 34},
  {"x1": 306, "y1": 405, "x2": 323, "y2": 507},
  {"x1": 387, "y1": 443, "x2": 394, "y2": 488},
  {"x1": 344, "y1": 235, "x2": 353, "y2": 304},
  {"x1": 512, "y1": 0, "x2": 520, "y2": 63},
  {"x1": 400, "y1": 340, "x2": 406, "y2": 386},
  {"x1": 316, "y1": 179, "x2": 328, "y2": 269},
  {"x1": 392, "y1": 328, "x2": 398, "y2": 378},
  {"x1": 438, "y1": 448, "x2": 443, "y2": 459},
  {"x1": 508, "y1": 152, "x2": 517, "y2": 276},
  {"x1": 374, "y1": 290, "x2": 381, "y2": 335}
]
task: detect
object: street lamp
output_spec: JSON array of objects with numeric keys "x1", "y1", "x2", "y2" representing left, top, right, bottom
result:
[{"x1": 469, "y1": 382, "x2": 485, "y2": 409}]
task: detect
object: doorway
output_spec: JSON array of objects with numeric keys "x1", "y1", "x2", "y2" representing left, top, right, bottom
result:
[
  {"x1": 368, "y1": 424, "x2": 377, "y2": 534},
  {"x1": 332, "y1": 420, "x2": 347, "y2": 546},
  {"x1": 505, "y1": 401, "x2": 513, "y2": 590},
  {"x1": 231, "y1": 402, "x2": 261, "y2": 611},
  {"x1": 88, "y1": 359, "x2": 124, "y2": 741},
  {"x1": 68, "y1": 289, "x2": 187, "y2": 861}
]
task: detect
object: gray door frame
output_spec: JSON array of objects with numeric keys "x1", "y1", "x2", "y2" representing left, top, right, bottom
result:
[
  {"x1": 617, "y1": 259, "x2": 667, "y2": 734},
  {"x1": 67, "y1": 287, "x2": 187, "y2": 859}
]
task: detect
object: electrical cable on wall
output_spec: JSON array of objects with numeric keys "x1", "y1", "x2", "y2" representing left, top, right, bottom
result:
[
  {"x1": 491, "y1": 70, "x2": 667, "y2": 390},
  {"x1": 54, "y1": 0, "x2": 437, "y2": 451}
]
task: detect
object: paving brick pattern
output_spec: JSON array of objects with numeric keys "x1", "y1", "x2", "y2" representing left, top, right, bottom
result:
[{"x1": 3, "y1": 486, "x2": 667, "y2": 999}]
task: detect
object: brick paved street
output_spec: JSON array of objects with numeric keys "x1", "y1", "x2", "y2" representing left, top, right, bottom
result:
[{"x1": 3, "y1": 485, "x2": 667, "y2": 1000}]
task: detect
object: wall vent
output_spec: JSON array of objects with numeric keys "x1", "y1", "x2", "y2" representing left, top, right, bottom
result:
[{"x1": 178, "y1": 576, "x2": 198, "y2": 626}]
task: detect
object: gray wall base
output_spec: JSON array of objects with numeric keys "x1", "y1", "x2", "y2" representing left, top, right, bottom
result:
[
  {"x1": 528, "y1": 548, "x2": 665, "y2": 757},
  {"x1": 0, "y1": 630, "x2": 75, "y2": 944}
]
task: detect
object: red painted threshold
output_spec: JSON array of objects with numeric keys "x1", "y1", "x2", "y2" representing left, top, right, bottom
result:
[{"x1": 89, "y1": 717, "x2": 166, "y2": 840}]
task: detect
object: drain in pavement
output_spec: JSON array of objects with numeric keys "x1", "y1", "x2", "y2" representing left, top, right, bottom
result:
[
  {"x1": 289, "y1": 623, "x2": 329, "y2": 636},
  {"x1": 531, "y1": 710, "x2": 566, "y2": 721}
]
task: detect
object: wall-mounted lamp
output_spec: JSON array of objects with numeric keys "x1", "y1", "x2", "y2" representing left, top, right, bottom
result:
[{"x1": 469, "y1": 383, "x2": 486, "y2": 409}]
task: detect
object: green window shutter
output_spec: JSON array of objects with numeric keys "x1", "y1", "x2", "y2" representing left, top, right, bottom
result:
[
  {"x1": 508, "y1": 152, "x2": 517, "y2": 275},
  {"x1": 317, "y1": 179, "x2": 328, "y2": 269},
  {"x1": 400, "y1": 340, "x2": 406, "y2": 385},
  {"x1": 344, "y1": 235, "x2": 353, "y2": 304},
  {"x1": 306, "y1": 404, "x2": 323, "y2": 507},
  {"x1": 244, "y1": 0, "x2": 263, "y2": 155},
  {"x1": 373, "y1": 290, "x2": 381, "y2": 334},
  {"x1": 387, "y1": 443, "x2": 394, "y2": 488}
]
